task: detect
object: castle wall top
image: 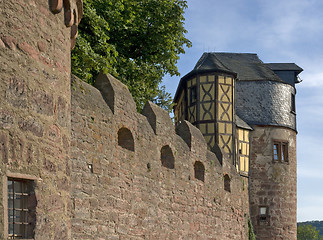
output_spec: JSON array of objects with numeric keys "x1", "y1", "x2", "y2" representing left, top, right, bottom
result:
[{"x1": 70, "y1": 74, "x2": 250, "y2": 239}]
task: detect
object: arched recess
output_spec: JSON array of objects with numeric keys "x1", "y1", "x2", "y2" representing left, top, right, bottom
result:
[
  {"x1": 160, "y1": 145, "x2": 175, "y2": 169},
  {"x1": 117, "y1": 127, "x2": 134, "y2": 151},
  {"x1": 224, "y1": 174, "x2": 231, "y2": 192},
  {"x1": 194, "y1": 161, "x2": 205, "y2": 182}
]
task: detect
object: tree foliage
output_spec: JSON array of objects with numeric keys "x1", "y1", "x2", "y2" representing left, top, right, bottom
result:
[
  {"x1": 72, "y1": 0, "x2": 191, "y2": 111},
  {"x1": 248, "y1": 218, "x2": 256, "y2": 240},
  {"x1": 298, "y1": 224, "x2": 321, "y2": 240}
]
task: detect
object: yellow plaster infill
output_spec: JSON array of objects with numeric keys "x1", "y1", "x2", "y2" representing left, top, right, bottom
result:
[
  {"x1": 200, "y1": 76, "x2": 207, "y2": 83},
  {"x1": 207, "y1": 123, "x2": 215, "y2": 134},
  {"x1": 245, "y1": 157, "x2": 249, "y2": 172},
  {"x1": 187, "y1": 79, "x2": 192, "y2": 88},
  {"x1": 192, "y1": 77, "x2": 196, "y2": 86},
  {"x1": 226, "y1": 76, "x2": 233, "y2": 85},
  {"x1": 244, "y1": 130, "x2": 249, "y2": 142},
  {"x1": 200, "y1": 84, "x2": 213, "y2": 101},
  {"x1": 200, "y1": 123, "x2": 206, "y2": 134},
  {"x1": 238, "y1": 129, "x2": 244, "y2": 141},
  {"x1": 240, "y1": 156, "x2": 245, "y2": 171}
]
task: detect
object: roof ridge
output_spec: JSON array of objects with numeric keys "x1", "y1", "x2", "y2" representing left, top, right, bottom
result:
[
  {"x1": 194, "y1": 52, "x2": 208, "y2": 70},
  {"x1": 211, "y1": 53, "x2": 234, "y2": 73}
]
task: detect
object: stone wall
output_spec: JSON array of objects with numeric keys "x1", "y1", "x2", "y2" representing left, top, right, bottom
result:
[
  {"x1": 70, "y1": 74, "x2": 250, "y2": 239},
  {"x1": 1, "y1": 1, "x2": 251, "y2": 239},
  {"x1": 249, "y1": 126, "x2": 297, "y2": 240},
  {"x1": 0, "y1": 0, "x2": 75, "y2": 238}
]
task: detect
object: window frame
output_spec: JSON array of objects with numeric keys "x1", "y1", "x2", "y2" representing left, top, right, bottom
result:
[
  {"x1": 3, "y1": 172, "x2": 37, "y2": 240},
  {"x1": 258, "y1": 205, "x2": 270, "y2": 224},
  {"x1": 272, "y1": 140, "x2": 289, "y2": 163},
  {"x1": 291, "y1": 93, "x2": 296, "y2": 114},
  {"x1": 189, "y1": 85, "x2": 197, "y2": 106}
]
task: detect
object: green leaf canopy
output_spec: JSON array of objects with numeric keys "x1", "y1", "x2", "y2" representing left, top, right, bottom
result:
[{"x1": 72, "y1": 0, "x2": 191, "y2": 112}]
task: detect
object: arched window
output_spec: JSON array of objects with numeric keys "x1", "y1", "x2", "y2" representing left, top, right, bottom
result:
[
  {"x1": 160, "y1": 145, "x2": 175, "y2": 169},
  {"x1": 117, "y1": 127, "x2": 134, "y2": 151},
  {"x1": 224, "y1": 174, "x2": 231, "y2": 192},
  {"x1": 194, "y1": 161, "x2": 205, "y2": 182}
]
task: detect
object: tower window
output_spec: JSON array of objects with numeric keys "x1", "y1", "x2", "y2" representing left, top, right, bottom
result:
[
  {"x1": 259, "y1": 206, "x2": 269, "y2": 222},
  {"x1": 273, "y1": 140, "x2": 288, "y2": 163},
  {"x1": 190, "y1": 86, "x2": 197, "y2": 105},
  {"x1": 8, "y1": 178, "x2": 36, "y2": 239},
  {"x1": 291, "y1": 93, "x2": 296, "y2": 113}
]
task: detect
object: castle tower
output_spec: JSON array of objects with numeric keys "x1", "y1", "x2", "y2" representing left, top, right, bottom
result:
[
  {"x1": 174, "y1": 53, "x2": 237, "y2": 165},
  {"x1": 0, "y1": 0, "x2": 82, "y2": 238},
  {"x1": 236, "y1": 61, "x2": 302, "y2": 240},
  {"x1": 174, "y1": 52, "x2": 302, "y2": 240}
]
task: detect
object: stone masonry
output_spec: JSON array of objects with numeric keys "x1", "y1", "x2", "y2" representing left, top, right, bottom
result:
[
  {"x1": 70, "y1": 74, "x2": 250, "y2": 239},
  {"x1": 1, "y1": 1, "x2": 251, "y2": 239},
  {"x1": 0, "y1": 0, "x2": 74, "y2": 238},
  {"x1": 249, "y1": 126, "x2": 297, "y2": 240}
]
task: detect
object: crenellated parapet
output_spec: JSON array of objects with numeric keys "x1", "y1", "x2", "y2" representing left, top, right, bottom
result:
[{"x1": 70, "y1": 73, "x2": 250, "y2": 239}]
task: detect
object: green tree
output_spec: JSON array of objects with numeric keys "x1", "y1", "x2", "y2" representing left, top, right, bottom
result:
[
  {"x1": 298, "y1": 224, "x2": 321, "y2": 240},
  {"x1": 248, "y1": 218, "x2": 256, "y2": 240},
  {"x1": 72, "y1": 0, "x2": 191, "y2": 112}
]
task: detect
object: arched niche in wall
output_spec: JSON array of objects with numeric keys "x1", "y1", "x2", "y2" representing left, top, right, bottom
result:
[
  {"x1": 194, "y1": 161, "x2": 205, "y2": 182},
  {"x1": 160, "y1": 145, "x2": 175, "y2": 169},
  {"x1": 117, "y1": 127, "x2": 134, "y2": 151},
  {"x1": 224, "y1": 174, "x2": 231, "y2": 192}
]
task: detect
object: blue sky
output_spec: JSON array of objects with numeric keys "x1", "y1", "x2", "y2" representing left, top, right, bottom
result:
[{"x1": 163, "y1": 0, "x2": 323, "y2": 222}]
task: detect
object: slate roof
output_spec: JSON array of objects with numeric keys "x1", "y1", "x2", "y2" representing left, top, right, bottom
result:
[
  {"x1": 174, "y1": 52, "x2": 283, "y2": 101},
  {"x1": 235, "y1": 115, "x2": 253, "y2": 130},
  {"x1": 265, "y1": 63, "x2": 303, "y2": 74},
  {"x1": 183, "y1": 52, "x2": 282, "y2": 82}
]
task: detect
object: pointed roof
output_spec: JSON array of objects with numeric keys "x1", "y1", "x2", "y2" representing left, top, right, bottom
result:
[
  {"x1": 185, "y1": 52, "x2": 282, "y2": 82},
  {"x1": 175, "y1": 52, "x2": 283, "y2": 101}
]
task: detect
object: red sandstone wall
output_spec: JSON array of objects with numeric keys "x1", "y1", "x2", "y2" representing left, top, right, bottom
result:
[
  {"x1": 0, "y1": 0, "x2": 72, "y2": 238},
  {"x1": 71, "y1": 74, "x2": 250, "y2": 239},
  {"x1": 249, "y1": 126, "x2": 297, "y2": 240},
  {"x1": 1, "y1": 1, "x2": 250, "y2": 238}
]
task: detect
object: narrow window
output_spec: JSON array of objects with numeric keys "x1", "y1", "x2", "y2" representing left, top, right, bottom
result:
[
  {"x1": 117, "y1": 127, "x2": 134, "y2": 151},
  {"x1": 282, "y1": 142, "x2": 288, "y2": 162},
  {"x1": 259, "y1": 206, "x2": 269, "y2": 223},
  {"x1": 8, "y1": 178, "x2": 36, "y2": 239},
  {"x1": 273, "y1": 143, "x2": 280, "y2": 161},
  {"x1": 194, "y1": 161, "x2": 205, "y2": 182},
  {"x1": 291, "y1": 93, "x2": 296, "y2": 113},
  {"x1": 224, "y1": 174, "x2": 231, "y2": 192},
  {"x1": 161, "y1": 145, "x2": 175, "y2": 169},
  {"x1": 190, "y1": 86, "x2": 197, "y2": 105},
  {"x1": 273, "y1": 140, "x2": 288, "y2": 163}
]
